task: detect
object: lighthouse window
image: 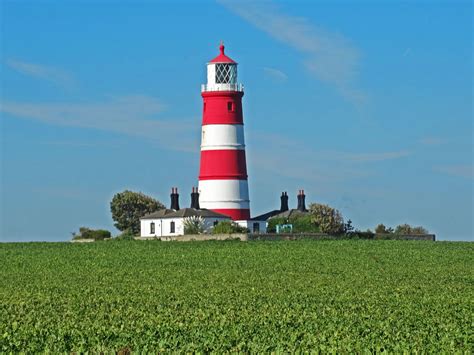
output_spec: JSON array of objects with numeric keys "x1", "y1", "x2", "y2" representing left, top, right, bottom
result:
[
  {"x1": 170, "y1": 221, "x2": 175, "y2": 233},
  {"x1": 227, "y1": 102, "x2": 234, "y2": 112},
  {"x1": 150, "y1": 222, "x2": 155, "y2": 234},
  {"x1": 215, "y1": 63, "x2": 236, "y2": 84}
]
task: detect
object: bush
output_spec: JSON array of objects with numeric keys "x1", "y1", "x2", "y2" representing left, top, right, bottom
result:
[
  {"x1": 115, "y1": 229, "x2": 136, "y2": 241},
  {"x1": 291, "y1": 215, "x2": 320, "y2": 233},
  {"x1": 308, "y1": 203, "x2": 345, "y2": 234},
  {"x1": 212, "y1": 221, "x2": 248, "y2": 234},
  {"x1": 267, "y1": 215, "x2": 320, "y2": 234},
  {"x1": 267, "y1": 217, "x2": 287, "y2": 233},
  {"x1": 395, "y1": 224, "x2": 429, "y2": 235},
  {"x1": 375, "y1": 224, "x2": 394, "y2": 234},
  {"x1": 183, "y1": 216, "x2": 205, "y2": 235},
  {"x1": 351, "y1": 230, "x2": 375, "y2": 239},
  {"x1": 72, "y1": 227, "x2": 111, "y2": 241}
]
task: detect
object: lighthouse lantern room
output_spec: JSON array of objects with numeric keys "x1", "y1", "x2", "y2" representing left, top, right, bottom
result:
[{"x1": 198, "y1": 44, "x2": 251, "y2": 223}]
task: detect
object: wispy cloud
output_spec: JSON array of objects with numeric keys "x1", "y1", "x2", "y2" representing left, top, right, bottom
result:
[
  {"x1": 263, "y1": 67, "x2": 288, "y2": 82},
  {"x1": 0, "y1": 95, "x2": 198, "y2": 152},
  {"x1": 434, "y1": 165, "x2": 473, "y2": 179},
  {"x1": 5, "y1": 58, "x2": 75, "y2": 88},
  {"x1": 248, "y1": 131, "x2": 410, "y2": 184},
  {"x1": 33, "y1": 186, "x2": 97, "y2": 202},
  {"x1": 218, "y1": 0, "x2": 365, "y2": 104},
  {"x1": 418, "y1": 137, "x2": 448, "y2": 146},
  {"x1": 339, "y1": 150, "x2": 411, "y2": 163}
]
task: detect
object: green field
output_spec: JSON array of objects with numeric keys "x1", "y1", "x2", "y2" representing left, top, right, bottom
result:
[{"x1": 1, "y1": 240, "x2": 472, "y2": 352}]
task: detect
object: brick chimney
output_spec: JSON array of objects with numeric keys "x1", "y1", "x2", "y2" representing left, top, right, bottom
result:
[
  {"x1": 170, "y1": 187, "x2": 180, "y2": 210},
  {"x1": 280, "y1": 191, "x2": 289, "y2": 212},
  {"x1": 297, "y1": 189, "x2": 307, "y2": 212},
  {"x1": 190, "y1": 187, "x2": 200, "y2": 209}
]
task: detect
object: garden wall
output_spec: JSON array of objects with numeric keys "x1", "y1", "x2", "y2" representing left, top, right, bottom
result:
[
  {"x1": 248, "y1": 233, "x2": 435, "y2": 241},
  {"x1": 134, "y1": 233, "x2": 435, "y2": 242}
]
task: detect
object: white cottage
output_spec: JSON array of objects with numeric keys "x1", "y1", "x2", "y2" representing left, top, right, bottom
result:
[{"x1": 140, "y1": 207, "x2": 230, "y2": 238}]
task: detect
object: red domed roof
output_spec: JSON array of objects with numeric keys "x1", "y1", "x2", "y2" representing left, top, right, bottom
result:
[{"x1": 209, "y1": 43, "x2": 236, "y2": 64}]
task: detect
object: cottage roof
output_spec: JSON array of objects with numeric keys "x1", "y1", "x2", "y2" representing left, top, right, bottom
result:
[
  {"x1": 141, "y1": 209, "x2": 176, "y2": 219},
  {"x1": 269, "y1": 209, "x2": 310, "y2": 220},
  {"x1": 251, "y1": 210, "x2": 282, "y2": 221},
  {"x1": 141, "y1": 208, "x2": 230, "y2": 220}
]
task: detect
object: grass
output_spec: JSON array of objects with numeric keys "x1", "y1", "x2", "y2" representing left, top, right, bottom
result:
[{"x1": 0, "y1": 240, "x2": 472, "y2": 352}]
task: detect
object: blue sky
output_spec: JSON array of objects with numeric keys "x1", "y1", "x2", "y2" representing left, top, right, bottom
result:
[{"x1": 1, "y1": 0, "x2": 472, "y2": 241}]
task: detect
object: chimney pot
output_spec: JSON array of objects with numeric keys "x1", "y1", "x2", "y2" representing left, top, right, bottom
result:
[
  {"x1": 298, "y1": 189, "x2": 307, "y2": 212},
  {"x1": 170, "y1": 187, "x2": 180, "y2": 210},
  {"x1": 280, "y1": 191, "x2": 289, "y2": 212}
]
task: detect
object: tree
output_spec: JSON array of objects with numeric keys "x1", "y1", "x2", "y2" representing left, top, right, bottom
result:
[
  {"x1": 110, "y1": 190, "x2": 164, "y2": 234},
  {"x1": 411, "y1": 226, "x2": 429, "y2": 235},
  {"x1": 344, "y1": 219, "x2": 355, "y2": 234},
  {"x1": 395, "y1": 224, "x2": 428, "y2": 235},
  {"x1": 375, "y1": 224, "x2": 387, "y2": 233},
  {"x1": 375, "y1": 224, "x2": 394, "y2": 234},
  {"x1": 308, "y1": 203, "x2": 345, "y2": 234}
]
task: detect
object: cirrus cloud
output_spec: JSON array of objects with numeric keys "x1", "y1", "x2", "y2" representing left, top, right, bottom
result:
[
  {"x1": 5, "y1": 58, "x2": 75, "y2": 88},
  {"x1": 0, "y1": 95, "x2": 198, "y2": 152},
  {"x1": 217, "y1": 0, "x2": 366, "y2": 105}
]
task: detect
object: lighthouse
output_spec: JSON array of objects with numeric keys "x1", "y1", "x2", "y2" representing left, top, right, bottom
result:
[{"x1": 198, "y1": 44, "x2": 250, "y2": 221}]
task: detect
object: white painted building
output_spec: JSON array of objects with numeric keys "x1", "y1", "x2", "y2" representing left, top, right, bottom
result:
[
  {"x1": 235, "y1": 219, "x2": 267, "y2": 234},
  {"x1": 140, "y1": 208, "x2": 230, "y2": 238}
]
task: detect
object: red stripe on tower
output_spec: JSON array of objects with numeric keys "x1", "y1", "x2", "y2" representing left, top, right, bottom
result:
[
  {"x1": 199, "y1": 150, "x2": 248, "y2": 180},
  {"x1": 198, "y1": 43, "x2": 250, "y2": 221}
]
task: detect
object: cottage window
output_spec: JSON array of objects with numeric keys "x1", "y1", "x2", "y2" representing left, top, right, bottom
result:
[
  {"x1": 150, "y1": 222, "x2": 155, "y2": 234},
  {"x1": 213, "y1": 220, "x2": 219, "y2": 227},
  {"x1": 170, "y1": 221, "x2": 175, "y2": 233},
  {"x1": 253, "y1": 222, "x2": 260, "y2": 233}
]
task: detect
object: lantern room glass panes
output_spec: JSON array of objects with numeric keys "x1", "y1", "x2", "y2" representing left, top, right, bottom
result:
[{"x1": 215, "y1": 63, "x2": 237, "y2": 84}]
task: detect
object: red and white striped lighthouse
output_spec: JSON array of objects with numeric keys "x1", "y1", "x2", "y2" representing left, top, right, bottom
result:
[{"x1": 198, "y1": 44, "x2": 250, "y2": 221}]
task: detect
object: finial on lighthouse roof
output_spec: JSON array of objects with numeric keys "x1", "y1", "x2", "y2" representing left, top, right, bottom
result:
[{"x1": 209, "y1": 41, "x2": 236, "y2": 64}]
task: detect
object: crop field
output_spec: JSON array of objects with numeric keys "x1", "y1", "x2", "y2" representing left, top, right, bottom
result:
[{"x1": 0, "y1": 240, "x2": 472, "y2": 352}]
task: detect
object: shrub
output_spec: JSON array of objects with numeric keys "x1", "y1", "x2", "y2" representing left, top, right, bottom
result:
[
  {"x1": 115, "y1": 229, "x2": 136, "y2": 241},
  {"x1": 212, "y1": 221, "x2": 248, "y2": 234},
  {"x1": 72, "y1": 227, "x2": 111, "y2": 241},
  {"x1": 267, "y1": 215, "x2": 320, "y2": 234},
  {"x1": 291, "y1": 215, "x2": 320, "y2": 233},
  {"x1": 267, "y1": 217, "x2": 287, "y2": 233},
  {"x1": 308, "y1": 203, "x2": 345, "y2": 234},
  {"x1": 183, "y1": 216, "x2": 205, "y2": 235},
  {"x1": 351, "y1": 230, "x2": 375, "y2": 239},
  {"x1": 375, "y1": 224, "x2": 394, "y2": 234},
  {"x1": 395, "y1": 224, "x2": 429, "y2": 235}
]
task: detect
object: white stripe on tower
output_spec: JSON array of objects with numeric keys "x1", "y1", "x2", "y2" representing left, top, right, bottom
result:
[
  {"x1": 199, "y1": 180, "x2": 250, "y2": 210},
  {"x1": 201, "y1": 124, "x2": 245, "y2": 151}
]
